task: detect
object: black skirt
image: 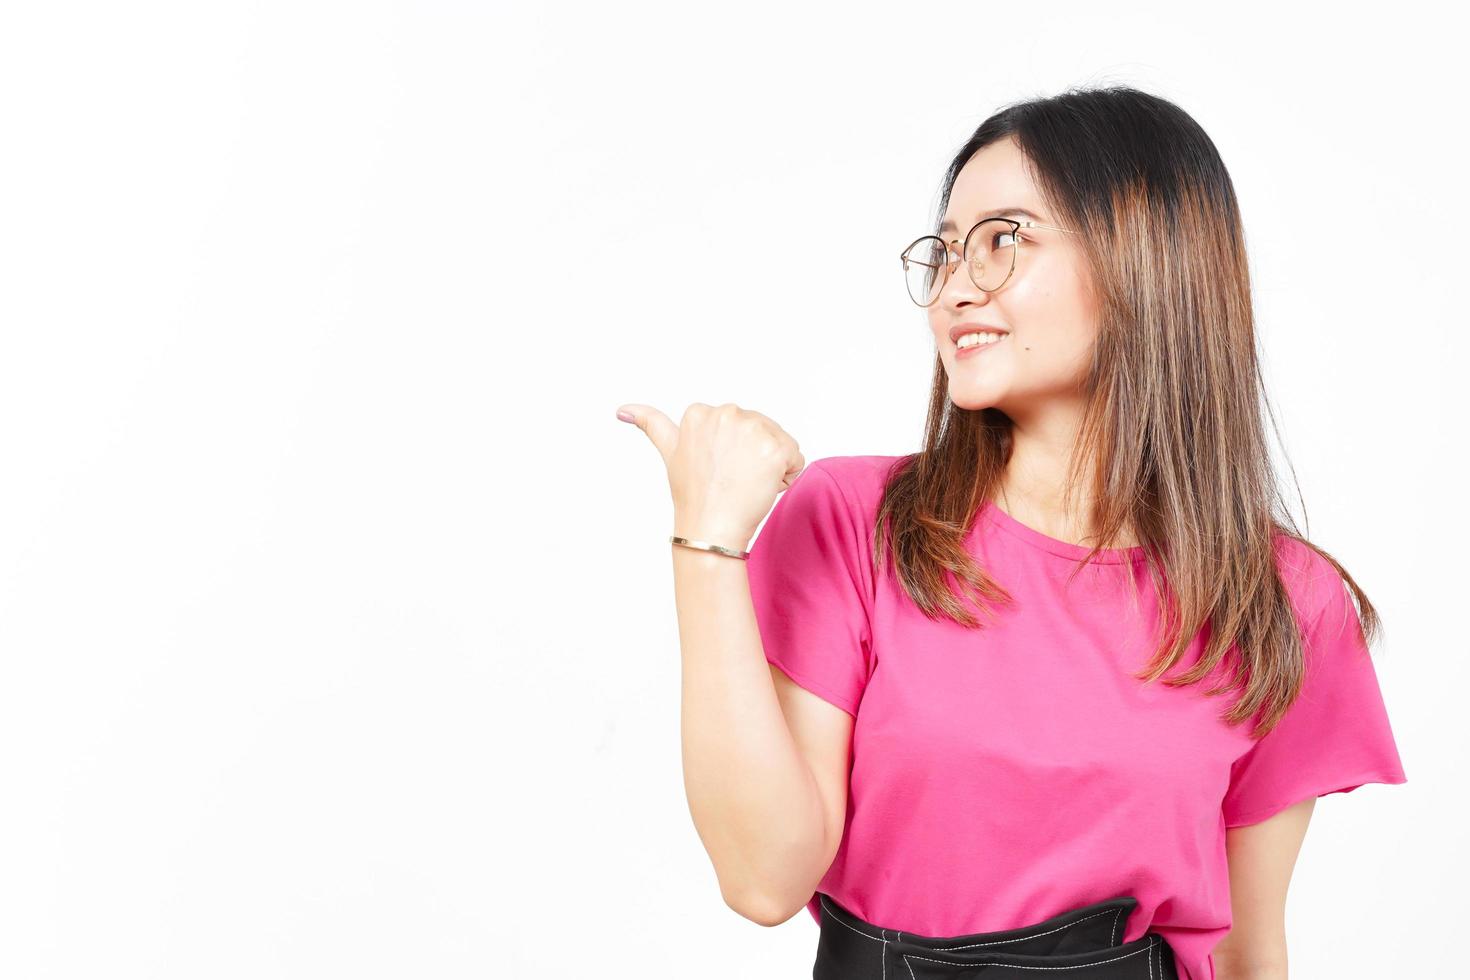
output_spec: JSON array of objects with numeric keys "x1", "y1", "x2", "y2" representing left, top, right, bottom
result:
[{"x1": 813, "y1": 892, "x2": 1179, "y2": 979}]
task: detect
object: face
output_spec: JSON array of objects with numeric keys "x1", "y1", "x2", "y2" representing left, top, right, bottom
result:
[{"x1": 928, "y1": 137, "x2": 1100, "y2": 417}]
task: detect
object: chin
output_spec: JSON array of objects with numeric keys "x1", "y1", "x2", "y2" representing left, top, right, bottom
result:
[{"x1": 947, "y1": 385, "x2": 1004, "y2": 413}]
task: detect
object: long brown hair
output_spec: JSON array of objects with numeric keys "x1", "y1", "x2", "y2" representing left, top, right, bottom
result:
[{"x1": 872, "y1": 85, "x2": 1378, "y2": 740}]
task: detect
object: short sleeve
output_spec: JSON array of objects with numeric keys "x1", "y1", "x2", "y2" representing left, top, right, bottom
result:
[
  {"x1": 745, "y1": 459, "x2": 877, "y2": 718},
  {"x1": 1221, "y1": 573, "x2": 1408, "y2": 828}
]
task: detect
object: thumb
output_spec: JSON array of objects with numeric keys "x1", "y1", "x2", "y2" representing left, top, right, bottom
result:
[{"x1": 616, "y1": 403, "x2": 678, "y2": 465}]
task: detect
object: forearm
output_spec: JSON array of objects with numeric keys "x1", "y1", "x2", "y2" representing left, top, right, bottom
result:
[
  {"x1": 673, "y1": 544, "x2": 830, "y2": 923},
  {"x1": 1213, "y1": 953, "x2": 1288, "y2": 980}
]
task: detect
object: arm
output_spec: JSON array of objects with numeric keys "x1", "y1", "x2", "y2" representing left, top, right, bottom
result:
[
  {"x1": 1213, "y1": 797, "x2": 1314, "y2": 980},
  {"x1": 765, "y1": 662, "x2": 855, "y2": 917},
  {"x1": 620, "y1": 401, "x2": 841, "y2": 924},
  {"x1": 674, "y1": 544, "x2": 836, "y2": 925}
]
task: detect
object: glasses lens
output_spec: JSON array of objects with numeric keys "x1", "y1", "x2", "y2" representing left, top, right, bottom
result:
[
  {"x1": 964, "y1": 219, "x2": 1018, "y2": 291},
  {"x1": 901, "y1": 238, "x2": 947, "y2": 306}
]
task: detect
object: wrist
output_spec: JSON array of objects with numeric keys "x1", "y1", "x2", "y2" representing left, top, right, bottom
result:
[
  {"x1": 670, "y1": 533, "x2": 752, "y2": 559},
  {"x1": 671, "y1": 521, "x2": 752, "y2": 553},
  {"x1": 670, "y1": 538, "x2": 749, "y2": 565}
]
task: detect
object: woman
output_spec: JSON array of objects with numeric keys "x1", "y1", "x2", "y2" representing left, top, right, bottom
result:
[{"x1": 616, "y1": 85, "x2": 1406, "y2": 980}]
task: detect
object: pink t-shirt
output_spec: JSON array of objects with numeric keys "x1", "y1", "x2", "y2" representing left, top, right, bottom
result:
[{"x1": 745, "y1": 454, "x2": 1407, "y2": 980}]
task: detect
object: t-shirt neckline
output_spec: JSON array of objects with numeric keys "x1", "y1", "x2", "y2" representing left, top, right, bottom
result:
[{"x1": 978, "y1": 499, "x2": 1147, "y2": 565}]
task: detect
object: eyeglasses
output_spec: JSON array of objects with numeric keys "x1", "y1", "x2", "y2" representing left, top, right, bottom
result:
[{"x1": 899, "y1": 217, "x2": 1078, "y2": 307}]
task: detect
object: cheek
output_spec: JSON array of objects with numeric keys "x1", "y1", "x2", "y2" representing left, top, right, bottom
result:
[
  {"x1": 1013, "y1": 269, "x2": 1098, "y2": 352},
  {"x1": 927, "y1": 310, "x2": 947, "y2": 342},
  {"x1": 998, "y1": 297, "x2": 1096, "y2": 387}
]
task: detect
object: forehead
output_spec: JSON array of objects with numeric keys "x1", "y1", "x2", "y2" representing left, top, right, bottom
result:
[{"x1": 938, "y1": 139, "x2": 1048, "y2": 234}]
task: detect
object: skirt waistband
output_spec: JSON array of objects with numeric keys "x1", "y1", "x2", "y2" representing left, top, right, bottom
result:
[{"x1": 813, "y1": 892, "x2": 1180, "y2": 980}]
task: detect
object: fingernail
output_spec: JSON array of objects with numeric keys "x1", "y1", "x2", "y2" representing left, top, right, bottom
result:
[{"x1": 616, "y1": 408, "x2": 636, "y2": 423}]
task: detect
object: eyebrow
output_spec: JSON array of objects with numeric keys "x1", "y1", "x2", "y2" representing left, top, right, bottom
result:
[{"x1": 938, "y1": 207, "x2": 1045, "y2": 234}]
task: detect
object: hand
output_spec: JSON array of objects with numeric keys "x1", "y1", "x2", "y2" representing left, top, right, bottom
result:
[{"x1": 617, "y1": 401, "x2": 805, "y2": 550}]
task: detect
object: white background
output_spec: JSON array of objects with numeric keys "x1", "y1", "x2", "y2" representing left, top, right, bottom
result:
[{"x1": 1, "y1": 2, "x2": 1462, "y2": 977}]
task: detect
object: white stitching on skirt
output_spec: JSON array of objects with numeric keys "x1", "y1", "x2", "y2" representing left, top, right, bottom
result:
[
  {"x1": 819, "y1": 895, "x2": 885, "y2": 943},
  {"x1": 818, "y1": 893, "x2": 1126, "y2": 951},
  {"x1": 926, "y1": 909, "x2": 1122, "y2": 952},
  {"x1": 823, "y1": 899, "x2": 1117, "y2": 952},
  {"x1": 902, "y1": 938, "x2": 1157, "y2": 976}
]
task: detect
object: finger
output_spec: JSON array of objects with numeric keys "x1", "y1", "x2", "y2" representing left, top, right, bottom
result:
[
  {"x1": 781, "y1": 450, "x2": 806, "y2": 490},
  {"x1": 616, "y1": 403, "x2": 678, "y2": 465}
]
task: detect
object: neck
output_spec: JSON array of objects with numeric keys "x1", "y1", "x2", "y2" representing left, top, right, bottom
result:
[{"x1": 996, "y1": 408, "x2": 1137, "y2": 549}]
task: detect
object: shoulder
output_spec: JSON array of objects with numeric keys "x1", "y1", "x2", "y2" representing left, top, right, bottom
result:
[{"x1": 801, "y1": 454, "x2": 910, "y2": 514}]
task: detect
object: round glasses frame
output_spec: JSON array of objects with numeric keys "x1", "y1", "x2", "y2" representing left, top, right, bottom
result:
[{"x1": 899, "y1": 218, "x2": 1078, "y2": 307}]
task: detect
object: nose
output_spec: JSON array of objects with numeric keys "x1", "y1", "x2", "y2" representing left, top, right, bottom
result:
[{"x1": 936, "y1": 240, "x2": 990, "y2": 312}]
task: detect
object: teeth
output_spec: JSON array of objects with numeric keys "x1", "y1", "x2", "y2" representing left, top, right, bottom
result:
[{"x1": 956, "y1": 331, "x2": 1005, "y2": 349}]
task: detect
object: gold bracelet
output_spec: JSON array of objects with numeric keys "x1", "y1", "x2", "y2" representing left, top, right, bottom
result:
[{"x1": 669, "y1": 535, "x2": 750, "y2": 560}]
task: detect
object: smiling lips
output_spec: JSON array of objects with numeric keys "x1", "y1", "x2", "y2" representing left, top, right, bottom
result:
[
  {"x1": 954, "y1": 330, "x2": 1008, "y2": 358},
  {"x1": 949, "y1": 323, "x2": 1008, "y2": 344}
]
